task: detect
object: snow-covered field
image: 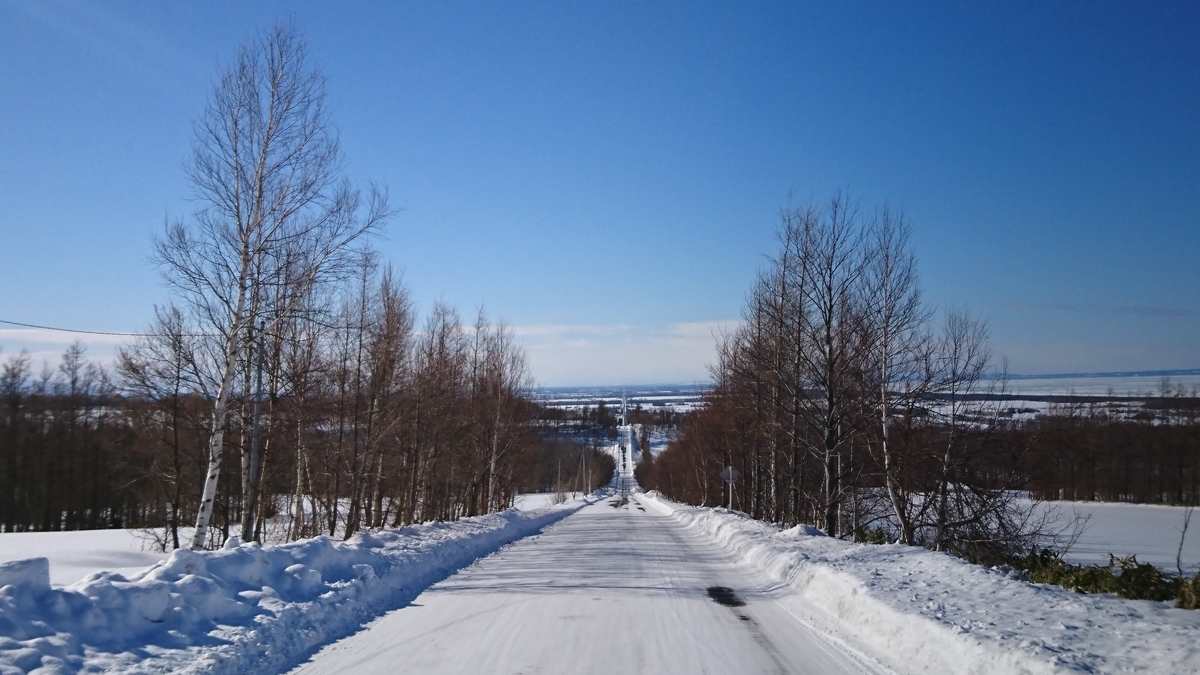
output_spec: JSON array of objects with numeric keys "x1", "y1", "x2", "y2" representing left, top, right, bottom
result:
[
  {"x1": 0, "y1": 530, "x2": 171, "y2": 587},
  {"x1": 1009, "y1": 372, "x2": 1200, "y2": 398},
  {"x1": 1043, "y1": 500, "x2": 1200, "y2": 574},
  {"x1": 0, "y1": 497, "x2": 592, "y2": 674},
  {"x1": 640, "y1": 491, "x2": 1200, "y2": 674}
]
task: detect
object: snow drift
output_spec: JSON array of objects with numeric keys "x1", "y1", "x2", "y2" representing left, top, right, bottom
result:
[
  {"x1": 0, "y1": 499, "x2": 589, "y2": 674},
  {"x1": 638, "y1": 491, "x2": 1200, "y2": 675}
]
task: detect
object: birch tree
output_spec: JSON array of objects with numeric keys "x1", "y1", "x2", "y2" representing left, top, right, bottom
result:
[
  {"x1": 861, "y1": 209, "x2": 930, "y2": 544},
  {"x1": 155, "y1": 22, "x2": 387, "y2": 549},
  {"x1": 784, "y1": 195, "x2": 870, "y2": 536}
]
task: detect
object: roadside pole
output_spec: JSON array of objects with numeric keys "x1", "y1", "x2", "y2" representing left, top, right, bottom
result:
[{"x1": 720, "y1": 466, "x2": 741, "y2": 511}]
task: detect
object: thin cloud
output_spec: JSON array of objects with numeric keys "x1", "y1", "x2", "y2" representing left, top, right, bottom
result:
[
  {"x1": 510, "y1": 320, "x2": 738, "y2": 386},
  {"x1": 1005, "y1": 303, "x2": 1197, "y2": 318},
  {"x1": 665, "y1": 320, "x2": 742, "y2": 338},
  {"x1": 508, "y1": 324, "x2": 636, "y2": 339}
]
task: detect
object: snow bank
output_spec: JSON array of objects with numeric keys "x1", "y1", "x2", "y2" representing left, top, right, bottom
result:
[
  {"x1": 0, "y1": 499, "x2": 590, "y2": 674},
  {"x1": 0, "y1": 559, "x2": 49, "y2": 593},
  {"x1": 638, "y1": 491, "x2": 1200, "y2": 675}
]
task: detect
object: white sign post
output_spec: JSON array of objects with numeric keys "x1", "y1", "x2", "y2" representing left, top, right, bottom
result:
[{"x1": 720, "y1": 466, "x2": 741, "y2": 511}]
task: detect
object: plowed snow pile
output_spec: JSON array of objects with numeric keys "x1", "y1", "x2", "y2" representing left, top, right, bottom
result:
[
  {"x1": 640, "y1": 491, "x2": 1200, "y2": 674},
  {"x1": 0, "y1": 500, "x2": 587, "y2": 674}
]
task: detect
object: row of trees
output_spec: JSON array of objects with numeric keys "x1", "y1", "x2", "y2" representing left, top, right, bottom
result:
[
  {"x1": 0, "y1": 346, "x2": 132, "y2": 533},
  {"x1": 0, "y1": 288, "x2": 608, "y2": 547},
  {"x1": 133, "y1": 22, "x2": 577, "y2": 549},
  {"x1": 0, "y1": 22, "x2": 616, "y2": 548},
  {"x1": 639, "y1": 195, "x2": 1039, "y2": 562},
  {"x1": 1025, "y1": 398, "x2": 1200, "y2": 504},
  {"x1": 122, "y1": 254, "x2": 549, "y2": 548}
]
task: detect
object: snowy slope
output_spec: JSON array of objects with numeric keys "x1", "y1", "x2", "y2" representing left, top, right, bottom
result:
[
  {"x1": 0, "y1": 498, "x2": 591, "y2": 674},
  {"x1": 640, "y1": 491, "x2": 1200, "y2": 674}
]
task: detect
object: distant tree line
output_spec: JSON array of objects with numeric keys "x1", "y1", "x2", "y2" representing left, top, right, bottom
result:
[
  {"x1": 536, "y1": 399, "x2": 684, "y2": 447},
  {"x1": 0, "y1": 345, "x2": 131, "y2": 533},
  {"x1": 1022, "y1": 394, "x2": 1200, "y2": 504}
]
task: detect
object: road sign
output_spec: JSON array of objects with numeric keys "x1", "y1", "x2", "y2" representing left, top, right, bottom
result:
[{"x1": 720, "y1": 466, "x2": 741, "y2": 484}]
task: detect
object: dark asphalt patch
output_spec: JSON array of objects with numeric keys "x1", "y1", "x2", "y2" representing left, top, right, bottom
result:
[{"x1": 706, "y1": 586, "x2": 746, "y2": 607}]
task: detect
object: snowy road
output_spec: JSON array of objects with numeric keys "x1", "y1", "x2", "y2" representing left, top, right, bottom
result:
[{"x1": 288, "y1": 495, "x2": 879, "y2": 675}]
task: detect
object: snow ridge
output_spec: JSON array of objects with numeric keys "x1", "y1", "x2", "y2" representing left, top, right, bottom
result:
[
  {"x1": 639, "y1": 491, "x2": 1200, "y2": 675},
  {"x1": 0, "y1": 499, "x2": 589, "y2": 674}
]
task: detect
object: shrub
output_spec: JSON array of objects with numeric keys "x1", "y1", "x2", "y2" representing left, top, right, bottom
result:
[{"x1": 1011, "y1": 548, "x2": 1187, "y2": 604}]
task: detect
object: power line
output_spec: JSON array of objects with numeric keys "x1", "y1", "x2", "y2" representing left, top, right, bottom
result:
[
  {"x1": 0, "y1": 318, "x2": 218, "y2": 339},
  {"x1": 0, "y1": 314, "x2": 362, "y2": 340},
  {"x1": 0, "y1": 318, "x2": 146, "y2": 337}
]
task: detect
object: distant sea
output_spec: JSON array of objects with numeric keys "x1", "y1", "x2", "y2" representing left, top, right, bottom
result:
[
  {"x1": 1001, "y1": 369, "x2": 1200, "y2": 397},
  {"x1": 536, "y1": 369, "x2": 1200, "y2": 410},
  {"x1": 535, "y1": 383, "x2": 710, "y2": 412}
]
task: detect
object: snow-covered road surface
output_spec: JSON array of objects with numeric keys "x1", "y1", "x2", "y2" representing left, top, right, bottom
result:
[{"x1": 288, "y1": 495, "x2": 880, "y2": 674}]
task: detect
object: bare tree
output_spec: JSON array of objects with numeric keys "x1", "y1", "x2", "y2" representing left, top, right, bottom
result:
[
  {"x1": 860, "y1": 208, "x2": 931, "y2": 544},
  {"x1": 155, "y1": 22, "x2": 388, "y2": 549},
  {"x1": 119, "y1": 306, "x2": 207, "y2": 549},
  {"x1": 471, "y1": 311, "x2": 534, "y2": 513},
  {"x1": 784, "y1": 195, "x2": 870, "y2": 536},
  {"x1": 927, "y1": 310, "x2": 1014, "y2": 554}
]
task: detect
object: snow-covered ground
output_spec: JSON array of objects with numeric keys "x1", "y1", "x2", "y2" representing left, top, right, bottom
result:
[
  {"x1": 537, "y1": 383, "x2": 709, "y2": 414},
  {"x1": 3, "y1": 484, "x2": 1200, "y2": 673},
  {"x1": 1042, "y1": 500, "x2": 1200, "y2": 574},
  {"x1": 0, "y1": 530, "x2": 171, "y2": 587},
  {"x1": 645, "y1": 425, "x2": 674, "y2": 458},
  {"x1": 0, "y1": 497, "x2": 592, "y2": 674},
  {"x1": 511, "y1": 491, "x2": 595, "y2": 511},
  {"x1": 0, "y1": 492, "x2": 594, "y2": 589},
  {"x1": 641, "y1": 491, "x2": 1200, "y2": 674}
]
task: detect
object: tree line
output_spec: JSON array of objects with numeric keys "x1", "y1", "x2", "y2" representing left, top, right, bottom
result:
[
  {"x1": 0, "y1": 293, "x2": 612, "y2": 546},
  {"x1": 0, "y1": 22, "x2": 617, "y2": 548},
  {"x1": 639, "y1": 195, "x2": 1200, "y2": 563},
  {"x1": 639, "y1": 195, "x2": 1045, "y2": 564},
  {"x1": 1023, "y1": 393, "x2": 1200, "y2": 504},
  {"x1": 0, "y1": 344, "x2": 129, "y2": 533}
]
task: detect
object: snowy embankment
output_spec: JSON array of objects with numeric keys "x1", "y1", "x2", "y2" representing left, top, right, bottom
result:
[
  {"x1": 0, "y1": 497, "x2": 592, "y2": 675},
  {"x1": 638, "y1": 491, "x2": 1200, "y2": 675}
]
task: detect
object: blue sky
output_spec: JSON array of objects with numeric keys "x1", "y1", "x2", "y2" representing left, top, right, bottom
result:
[{"x1": 1, "y1": 1, "x2": 1197, "y2": 385}]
